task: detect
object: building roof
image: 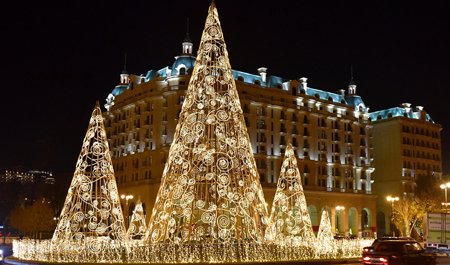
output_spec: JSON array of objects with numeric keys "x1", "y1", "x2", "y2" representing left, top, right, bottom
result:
[
  {"x1": 111, "y1": 84, "x2": 128, "y2": 96},
  {"x1": 369, "y1": 107, "x2": 435, "y2": 123},
  {"x1": 171, "y1": 55, "x2": 195, "y2": 76}
]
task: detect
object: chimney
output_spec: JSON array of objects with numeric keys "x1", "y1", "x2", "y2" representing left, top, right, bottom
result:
[
  {"x1": 401, "y1": 103, "x2": 412, "y2": 112},
  {"x1": 257, "y1": 67, "x2": 267, "y2": 83},
  {"x1": 299, "y1": 77, "x2": 308, "y2": 91}
]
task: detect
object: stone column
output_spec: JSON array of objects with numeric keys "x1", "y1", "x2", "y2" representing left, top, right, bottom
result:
[
  {"x1": 327, "y1": 163, "x2": 333, "y2": 191},
  {"x1": 355, "y1": 167, "x2": 362, "y2": 190}
]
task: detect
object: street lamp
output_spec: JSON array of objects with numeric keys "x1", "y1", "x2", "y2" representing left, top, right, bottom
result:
[
  {"x1": 335, "y1": 205, "x2": 345, "y2": 235},
  {"x1": 386, "y1": 195, "x2": 399, "y2": 237},
  {"x1": 121, "y1": 194, "x2": 134, "y2": 227},
  {"x1": 440, "y1": 182, "x2": 450, "y2": 212}
]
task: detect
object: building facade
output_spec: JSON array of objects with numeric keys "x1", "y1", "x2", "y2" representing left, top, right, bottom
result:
[
  {"x1": 369, "y1": 104, "x2": 442, "y2": 236},
  {"x1": 103, "y1": 35, "x2": 377, "y2": 237}
]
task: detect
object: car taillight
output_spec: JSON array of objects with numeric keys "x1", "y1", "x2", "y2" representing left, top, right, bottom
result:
[{"x1": 362, "y1": 256, "x2": 370, "y2": 261}]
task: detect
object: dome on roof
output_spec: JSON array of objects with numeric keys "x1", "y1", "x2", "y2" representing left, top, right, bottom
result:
[
  {"x1": 171, "y1": 55, "x2": 195, "y2": 76},
  {"x1": 345, "y1": 94, "x2": 367, "y2": 111},
  {"x1": 121, "y1": 69, "x2": 128, "y2": 75}
]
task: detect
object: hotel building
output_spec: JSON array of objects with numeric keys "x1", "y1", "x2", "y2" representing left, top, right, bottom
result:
[
  {"x1": 369, "y1": 104, "x2": 442, "y2": 235},
  {"x1": 103, "y1": 34, "x2": 378, "y2": 237}
]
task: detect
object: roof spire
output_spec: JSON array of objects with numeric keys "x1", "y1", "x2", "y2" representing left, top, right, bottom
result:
[
  {"x1": 186, "y1": 17, "x2": 190, "y2": 37},
  {"x1": 349, "y1": 64, "x2": 355, "y2": 86},
  {"x1": 122, "y1": 52, "x2": 128, "y2": 74}
]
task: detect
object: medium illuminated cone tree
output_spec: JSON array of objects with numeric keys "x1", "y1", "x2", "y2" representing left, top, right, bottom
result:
[
  {"x1": 317, "y1": 209, "x2": 334, "y2": 242},
  {"x1": 267, "y1": 144, "x2": 314, "y2": 245},
  {"x1": 127, "y1": 201, "x2": 147, "y2": 240},
  {"x1": 146, "y1": 1, "x2": 269, "y2": 244},
  {"x1": 52, "y1": 102, "x2": 126, "y2": 251}
]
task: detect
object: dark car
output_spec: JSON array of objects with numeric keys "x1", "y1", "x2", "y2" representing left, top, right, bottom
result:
[
  {"x1": 361, "y1": 240, "x2": 436, "y2": 265},
  {"x1": 363, "y1": 237, "x2": 415, "y2": 254}
]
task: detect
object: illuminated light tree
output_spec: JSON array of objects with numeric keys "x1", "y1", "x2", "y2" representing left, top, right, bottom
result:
[
  {"x1": 146, "y1": 1, "x2": 269, "y2": 244},
  {"x1": 315, "y1": 209, "x2": 335, "y2": 257},
  {"x1": 51, "y1": 102, "x2": 126, "y2": 252},
  {"x1": 127, "y1": 201, "x2": 147, "y2": 240},
  {"x1": 267, "y1": 144, "x2": 314, "y2": 245},
  {"x1": 317, "y1": 209, "x2": 333, "y2": 242}
]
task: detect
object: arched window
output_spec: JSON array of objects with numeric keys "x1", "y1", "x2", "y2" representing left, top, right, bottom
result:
[
  {"x1": 292, "y1": 86, "x2": 297, "y2": 96},
  {"x1": 308, "y1": 205, "x2": 319, "y2": 227},
  {"x1": 179, "y1": 67, "x2": 186, "y2": 75},
  {"x1": 237, "y1": 76, "x2": 244, "y2": 81},
  {"x1": 362, "y1": 208, "x2": 371, "y2": 227},
  {"x1": 348, "y1": 207, "x2": 358, "y2": 236},
  {"x1": 328, "y1": 96, "x2": 333, "y2": 102}
]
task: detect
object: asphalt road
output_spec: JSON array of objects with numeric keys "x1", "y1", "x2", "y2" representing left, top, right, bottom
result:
[{"x1": 343, "y1": 256, "x2": 450, "y2": 265}]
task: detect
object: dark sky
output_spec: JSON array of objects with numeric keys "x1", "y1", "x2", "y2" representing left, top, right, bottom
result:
[{"x1": 1, "y1": 0, "x2": 449, "y2": 177}]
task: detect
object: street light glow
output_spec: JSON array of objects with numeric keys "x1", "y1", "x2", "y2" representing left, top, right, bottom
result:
[{"x1": 386, "y1": 196, "x2": 399, "y2": 202}]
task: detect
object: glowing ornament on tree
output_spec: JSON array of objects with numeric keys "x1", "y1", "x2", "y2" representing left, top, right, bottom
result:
[
  {"x1": 145, "y1": 0, "x2": 269, "y2": 244},
  {"x1": 267, "y1": 143, "x2": 315, "y2": 245},
  {"x1": 51, "y1": 102, "x2": 126, "y2": 252}
]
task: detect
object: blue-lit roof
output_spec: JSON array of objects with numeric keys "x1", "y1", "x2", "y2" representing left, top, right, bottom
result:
[
  {"x1": 369, "y1": 107, "x2": 435, "y2": 123},
  {"x1": 232, "y1": 70, "x2": 287, "y2": 88},
  {"x1": 145, "y1": 70, "x2": 157, "y2": 81},
  {"x1": 306, "y1": 87, "x2": 346, "y2": 104},
  {"x1": 111, "y1": 85, "x2": 128, "y2": 96},
  {"x1": 345, "y1": 95, "x2": 366, "y2": 109},
  {"x1": 171, "y1": 55, "x2": 195, "y2": 76}
]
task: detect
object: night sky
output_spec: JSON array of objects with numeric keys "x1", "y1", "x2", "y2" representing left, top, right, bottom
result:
[{"x1": 1, "y1": 1, "x2": 449, "y2": 179}]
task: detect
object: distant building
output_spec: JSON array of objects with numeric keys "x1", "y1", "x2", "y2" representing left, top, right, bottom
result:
[
  {"x1": 103, "y1": 33, "x2": 378, "y2": 237},
  {"x1": 370, "y1": 104, "x2": 442, "y2": 236},
  {"x1": 0, "y1": 169, "x2": 54, "y2": 185}
]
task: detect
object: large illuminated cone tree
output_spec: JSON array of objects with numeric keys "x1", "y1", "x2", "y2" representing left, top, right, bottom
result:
[
  {"x1": 52, "y1": 102, "x2": 126, "y2": 251},
  {"x1": 146, "y1": 1, "x2": 269, "y2": 244},
  {"x1": 267, "y1": 144, "x2": 314, "y2": 245},
  {"x1": 127, "y1": 201, "x2": 147, "y2": 240}
]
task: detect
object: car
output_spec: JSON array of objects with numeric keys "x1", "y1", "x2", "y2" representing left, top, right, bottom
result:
[
  {"x1": 361, "y1": 240, "x2": 436, "y2": 265},
  {"x1": 362, "y1": 237, "x2": 415, "y2": 254}
]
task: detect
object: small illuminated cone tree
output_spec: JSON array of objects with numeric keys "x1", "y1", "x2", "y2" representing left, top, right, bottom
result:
[
  {"x1": 51, "y1": 102, "x2": 126, "y2": 252},
  {"x1": 316, "y1": 209, "x2": 334, "y2": 256},
  {"x1": 267, "y1": 144, "x2": 314, "y2": 245},
  {"x1": 317, "y1": 209, "x2": 333, "y2": 242},
  {"x1": 146, "y1": 1, "x2": 269, "y2": 244},
  {"x1": 127, "y1": 202, "x2": 147, "y2": 240}
]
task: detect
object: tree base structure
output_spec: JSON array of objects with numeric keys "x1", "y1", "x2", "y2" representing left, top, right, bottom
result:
[{"x1": 11, "y1": 238, "x2": 372, "y2": 264}]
